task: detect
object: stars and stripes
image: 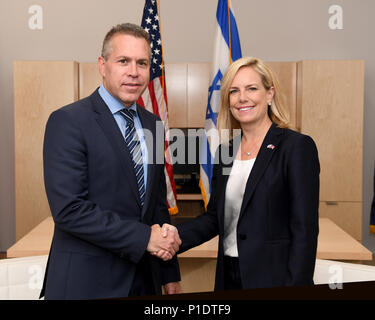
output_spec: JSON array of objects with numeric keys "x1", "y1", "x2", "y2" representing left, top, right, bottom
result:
[{"x1": 137, "y1": 0, "x2": 178, "y2": 215}]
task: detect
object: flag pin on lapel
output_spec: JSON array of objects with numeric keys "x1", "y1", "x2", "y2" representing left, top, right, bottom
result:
[{"x1": 267, "y1": 144, "x2": 275, "y2": 150}]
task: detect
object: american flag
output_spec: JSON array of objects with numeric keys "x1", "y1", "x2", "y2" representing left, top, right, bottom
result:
[{"x1": 137, "y1": 0, "x2": 178, "y2": 215}]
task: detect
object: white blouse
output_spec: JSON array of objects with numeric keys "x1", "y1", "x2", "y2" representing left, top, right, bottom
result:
[{"x1": 223, "y1": 158, "x2": 256, "y2": 257}]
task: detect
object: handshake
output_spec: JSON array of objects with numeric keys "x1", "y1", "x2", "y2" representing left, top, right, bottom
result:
[{"x1": 146, "y1": 224, "x2": 181, "y2": 261}]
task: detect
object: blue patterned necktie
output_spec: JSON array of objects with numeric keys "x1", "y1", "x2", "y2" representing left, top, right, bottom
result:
[{"x1": 120, "y1": 108, "x2": 145, "y2": 207}]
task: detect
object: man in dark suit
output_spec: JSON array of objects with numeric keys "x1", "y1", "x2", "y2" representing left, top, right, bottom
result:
[{"x1": 40, "y1": 23, "x2": 181, "y2": 299}]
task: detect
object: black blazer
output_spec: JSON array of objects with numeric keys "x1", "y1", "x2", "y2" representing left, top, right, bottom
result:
[
  {"x1": 177, "y1": 123, "x2": 320, "y2": 290},
  {"x1": 41, "y1": 89, "x2": 180, "y2": 299}
]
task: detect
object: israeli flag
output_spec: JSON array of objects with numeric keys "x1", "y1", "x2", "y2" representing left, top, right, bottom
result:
[{"x1": 199, "y1": 0, "x2": 242, "y2": 208}]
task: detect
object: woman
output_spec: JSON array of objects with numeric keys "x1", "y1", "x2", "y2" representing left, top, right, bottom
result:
[{"x1": 164, "y1": 57, "x2": 320, "y2": 290}]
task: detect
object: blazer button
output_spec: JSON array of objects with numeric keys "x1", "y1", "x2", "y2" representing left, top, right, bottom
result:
[{"x1": 239, "y1": 233, "x2": 247, "y2": 240}]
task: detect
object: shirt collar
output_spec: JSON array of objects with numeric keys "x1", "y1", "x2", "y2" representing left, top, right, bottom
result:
[{"x1": 98, "y1": 84, "x2": 138, "y2": 116}]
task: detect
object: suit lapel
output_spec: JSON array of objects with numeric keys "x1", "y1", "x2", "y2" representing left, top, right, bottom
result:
[
  {"x1": 238, "y1": 123, "x2": 283, "y2": 222},
  {"x1": 90, "y1": 90, "x2": 141, "y2": 207}
]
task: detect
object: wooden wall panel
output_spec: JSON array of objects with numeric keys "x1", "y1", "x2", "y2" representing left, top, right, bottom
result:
[
  {"x1": 297, "y1": 60, "x2": 364, "y2": 202},
  {"x1": 187, "y1": 63, "x2": 209, "y2": 128},
  {"x1": 79, "y1": 62, "x2": 101, "y2": 99},
  {"x1": 297, "y1": 60, "x2": 364, "y2": 241},
  {"x1": 14, "y1": 61, "x2": 79, "y2": 241},
  {"x1": 266, "y1": 62, "x2": 297, "y2": 130},
  {"x1": 165, "y1": 63, "x2": 188, "y2": 127}
]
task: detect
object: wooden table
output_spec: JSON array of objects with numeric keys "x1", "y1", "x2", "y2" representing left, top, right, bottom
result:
[
  {"x1": 7, "y1": 217, "x2": 53, "y2": 258},
  {"x1": 6, "y1": 216, "x2": 373, "y2": 293},
  {"x1": 316, "y1": 218, "x2": 372, "y2": 260},
  {"x1": 178, "y1": 217, "x2": 373, "y2": 260},
  {"x1": 7, "y1": 217, "x2": 372, "y2": 260}
]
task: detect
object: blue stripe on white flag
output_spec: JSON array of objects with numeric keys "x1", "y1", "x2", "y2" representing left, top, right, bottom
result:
[{"x1": 217, "y1": 0, "x2": 242, "y2": 61}]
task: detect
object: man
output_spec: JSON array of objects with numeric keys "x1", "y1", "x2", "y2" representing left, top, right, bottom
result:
[{"x1": 40, "y1": 23, "x2": 181, "y2": 299}]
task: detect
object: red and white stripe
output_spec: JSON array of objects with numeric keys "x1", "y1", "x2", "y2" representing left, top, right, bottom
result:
[{"x1": 137, "y1": 76, "x2": 178, "y2": 215}]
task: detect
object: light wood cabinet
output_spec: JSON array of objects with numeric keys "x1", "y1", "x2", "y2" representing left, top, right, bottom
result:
[
  {"x1": 297, "y1": 60, "x2": 364, "y2": 240},
  {"x1": 79, "y1": 62, "x2": 101, "y2": 99},
  {"x1": 166, "y1": 62, "x2": 209, "y2": 128},
  {"x1": 266, "y1": 62, "x2": 297, "y2": 130},
  {"x1": 14, "y1": 61, "x2": 79, "y2": 240},
  {"x1": 165, "y1": 63, "x2": 188, "y2": 127},
  {"x1": 186, "y1": 63, "x2": 210, "y2": 128}
]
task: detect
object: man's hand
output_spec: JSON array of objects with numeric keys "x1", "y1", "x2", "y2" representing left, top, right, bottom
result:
[
  {"x1": 151, "y1": 224, "x2": 182, "y2": 260},
  {"x1": 147, "y1": 224, "x2": 181, "y2": 261},
  {"x1": 163, "y1": 282, "x2": 182, "y2": 295}
]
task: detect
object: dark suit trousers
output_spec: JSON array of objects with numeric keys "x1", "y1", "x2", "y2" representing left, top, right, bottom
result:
[
  {"x1": 223, "y1": 256, "x2": 243, "y2": 291},
  {"x1": 128, "y1": 254, "x2": 156, "y2": 297}
]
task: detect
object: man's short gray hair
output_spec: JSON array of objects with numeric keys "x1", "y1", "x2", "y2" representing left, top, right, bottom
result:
[{"x1": 101, "y1": 23, "x2": 150, "y2": 60}]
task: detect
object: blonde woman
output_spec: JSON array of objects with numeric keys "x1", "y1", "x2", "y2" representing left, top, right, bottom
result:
[{"x1": 161, "y1": 57, "x2": 320, "y2": 290}]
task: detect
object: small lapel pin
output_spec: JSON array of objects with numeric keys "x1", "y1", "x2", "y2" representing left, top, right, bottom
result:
[{"x1": 267, "y1": 144, "x2": 275, "y2": 150}]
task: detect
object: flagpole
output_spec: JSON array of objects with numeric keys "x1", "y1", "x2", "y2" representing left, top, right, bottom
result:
[
  {"x1": 227, "y1": 0, "x2": 232, "y2": 64},
  {"x1": 156, "y1": 0, "x2": 166, "y2": 123}
]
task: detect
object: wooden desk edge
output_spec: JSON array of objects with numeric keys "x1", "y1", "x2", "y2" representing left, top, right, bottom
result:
[
  {"x1": 178, "y1": 250, "x2": 217, "y2": 259},
  {"x1": 317, "y1": 252, "x2": 373, "y2": 261},
  {"x1": 6, "y1": 251, "x2": 50, "y2": 259},
  {"x1": 6, "y1": 217, "x2": 374, "y2": 261}
]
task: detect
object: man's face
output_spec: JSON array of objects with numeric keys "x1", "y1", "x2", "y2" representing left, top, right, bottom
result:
[{"x1": 98, "y1": 33, "x2": 150, "y2": 107}]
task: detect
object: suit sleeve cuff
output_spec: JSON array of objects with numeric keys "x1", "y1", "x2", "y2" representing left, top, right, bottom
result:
[{"x1": 119, "y1": 224, "x2": 151, "y2": 264}]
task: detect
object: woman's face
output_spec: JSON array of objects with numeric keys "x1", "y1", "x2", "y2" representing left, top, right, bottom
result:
[{"x1": 229, "y1": 66, "x2": 274, "y2": 127}]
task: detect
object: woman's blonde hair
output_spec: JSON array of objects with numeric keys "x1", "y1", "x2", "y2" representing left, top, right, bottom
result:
[{"x1": 217, "y1": 57, "x2": 290, "y2": 140}]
